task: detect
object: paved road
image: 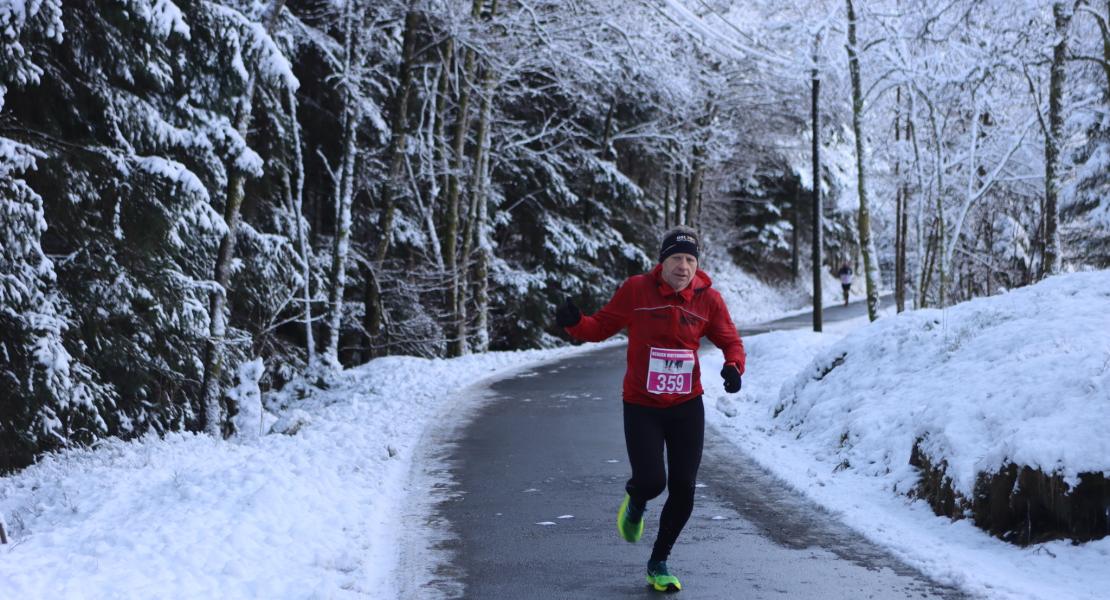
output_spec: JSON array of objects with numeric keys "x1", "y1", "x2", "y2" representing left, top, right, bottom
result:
[
  {"x1": 409, "y1": 296, "x2": 964, "y2": 599},
  {"x1": 742, "y1": 293, "x2": 895, "y2": 336}
]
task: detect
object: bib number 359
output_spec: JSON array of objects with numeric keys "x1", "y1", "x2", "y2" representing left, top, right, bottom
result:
[{"x1": 646, "y1": 347, "x2": 694, "y2": 395}]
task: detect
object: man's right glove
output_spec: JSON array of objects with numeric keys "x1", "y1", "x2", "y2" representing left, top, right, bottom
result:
[
  {"x1": 555, "y1": 298, "x2": 581, "y2": 328},
  {"x1": 721, "y1": 363, "x2": 742, "y2": 393}
]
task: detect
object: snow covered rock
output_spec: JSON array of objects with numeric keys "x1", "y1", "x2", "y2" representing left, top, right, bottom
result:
[
  {"x1": 773, "y1": 270, "x2": 1110, "y2": 543},
  {"x1": 269, "y1": 409, "x2": 311, "y2": 436}
]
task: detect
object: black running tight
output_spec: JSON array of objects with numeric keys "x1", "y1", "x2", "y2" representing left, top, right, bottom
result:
[{"x1": 622, "y1": 396, "x2": 704, "y2": 563}]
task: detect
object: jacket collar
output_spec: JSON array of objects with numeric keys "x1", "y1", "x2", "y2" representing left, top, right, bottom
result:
[{"x1": 651, "y1": 263, "x2": 712, "y2": 302}]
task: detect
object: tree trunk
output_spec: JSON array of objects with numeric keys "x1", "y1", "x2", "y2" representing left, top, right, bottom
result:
[
  {"x1": 685, "y1": 102, "x2": 716, "y2": 230},
  {"x1": 1099, "y1": 0, "x2": 1110, "y2": 90},
  {"x1": 373, "y1": 9, "x2": 420, "y2": 267},
  {"x1": 811, "y1": 36, "x2": 823, "y2": 332},
  {"x1": 472, "y1": 66, "x2": 496, "y2": 353},
  {"x1": 894, "y1": 87, "x2": 906, "y2": 313},
  {"x1": 920, "y1": 218, "x2": 941, "y2": 307},
  {"x1": 458, "y1": 68, "x2": 493, "y2": 354},
  {"x1": 846, "y1": 0, "x2": 880, "y2": 322},
  {"x1": 435, "y1": 42, "x2": 453, "y2": 211},
  {"x1": 674, "y1": 171, "x2": 685, "y2": 226},
  {"x1": 898, "y1": 191, "x2": 910, "y2": 310},
  {"x1": 935, "y1": 183, "x2": 947, "y2": 307},
  {"x1": 414, "y1": 49, "x2": 449, "y2": 272},
  {"x1": 360, "y1": 8, "x2": 419, "y2": 359},
  {"x1": 895, "y1": 180, "x2": 904, "y2": 312},
  {"x1": 285, "y1": 86, "x2": 314, "y2": 365},
  {"x1": 201, "y1": 0, "x2": 286, "y2": 437},
  {"x1": 324, "y1": 93, "x2": 358, "y2": 365},
  {"x1": 600, "y1": 96, "x2": 616, "y2": 160},
  {"x1": 906, "y1": 94, "x2": 927, "y2": 309},
  {"x1": 921, "y1": 97, "x2": 948, "y2": 308},
  {"x1": 792, "y1": 182, "x2": 800, "y2": 281},
  {"x1": 1042, "y1": 2, "x2": 1072, "y2": 278},
  {"x1": 457, "y1": 177, "x2": 478, "y2": 356},
  {"x1": 323, "y1": 2, "x2": 363, "y2": 367},
  {"x1": 663, "y1": 173, "x2": 672, "y2": 229},
  {"x1": 362, "y1": 264, "x2": 381, "y2": 358},
  {"x1": 445, "y1": 1, "x2": 485, "y2": 357},
  {"x1": 685, "y1": 149, "x2": 704, "y2": 228}
]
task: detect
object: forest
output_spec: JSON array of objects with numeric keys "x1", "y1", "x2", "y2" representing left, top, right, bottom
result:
[{"x1": 2, "y1": 0, "x2": 1108, "y2": 471}]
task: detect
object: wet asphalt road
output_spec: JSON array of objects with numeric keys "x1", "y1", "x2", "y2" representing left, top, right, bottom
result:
[
  {"x1": 741, "y1": 293, "x2": 894, "y2": 337},
  {"x1": 415, "y1": 297, "x2": 965, "y2": 599}
]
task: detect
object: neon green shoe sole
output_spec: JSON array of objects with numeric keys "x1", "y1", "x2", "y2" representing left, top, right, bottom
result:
[
  {"x1": 646, "y1": 572, "x2": 682, "y2": 592},
  {"x1": 617, "y1": 494, "x2": 644, "y2": 543}
]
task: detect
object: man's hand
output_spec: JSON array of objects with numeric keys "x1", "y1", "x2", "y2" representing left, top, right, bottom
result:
[
  {"x1": 555, "y1": 298, "x2": 581, "y2": 328},
  {"x1": 720, "y1": 363, "x2": 742, "y2": 393}
]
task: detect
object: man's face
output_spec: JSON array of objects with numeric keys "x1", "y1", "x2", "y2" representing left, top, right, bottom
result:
[{"x1": 661, "y1": 253, "x2": 698, "y2": 291}]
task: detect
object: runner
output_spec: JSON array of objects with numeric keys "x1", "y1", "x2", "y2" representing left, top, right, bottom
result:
[
  {"x1": 838, "y1": 263, "x2": 853, "y2": 306},
  {"x1": 554, "y1": 225, "x2": 745, "y2": 592}
]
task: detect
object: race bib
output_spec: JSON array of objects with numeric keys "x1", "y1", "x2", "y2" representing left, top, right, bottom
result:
[{"x1": 646, "y1": 347, "x2": 695, "y2": 395}]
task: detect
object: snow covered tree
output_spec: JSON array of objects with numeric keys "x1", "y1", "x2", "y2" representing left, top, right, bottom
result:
[
  {"x1": 198, "y1": 0, "x2": 294, "y2": 436},
  {"x1": 1062, "y1": 0, "x2": 1110, "y2": 267},
  {"x1": 1041, "y1": 2, "x2": 1074, "y2": 277},
  {"x1": 2, "y1": 0, "x2": 1106, "y2": 469},
  {"x1": 845, "y1": 0, "x2": 881, "y2": 321},
  {"x1": 1, "y1": 0, "x2": 308, "y2": 456}
]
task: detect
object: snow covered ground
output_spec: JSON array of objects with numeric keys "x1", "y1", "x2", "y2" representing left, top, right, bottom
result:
[
  {"x1": 0, "y1": 344, "x2": 611, "y2": 599},
  {"x1": 701, "y1": 270, "x2": 1110, "y2": 600},
  {"x1": 2, "y1": 268, "x2": 1105, "y2": 599}
]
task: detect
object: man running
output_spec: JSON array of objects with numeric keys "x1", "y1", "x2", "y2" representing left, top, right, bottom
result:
[
  {"x1": 554, "y1": 225, "x2": 745, "y2": 592},
  {"x1": 838, "y1": 263, "x2": 853, "y2": 306}
]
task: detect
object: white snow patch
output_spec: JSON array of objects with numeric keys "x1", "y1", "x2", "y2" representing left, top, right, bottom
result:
[
  {"x1": 0, "y1": 341, "x2": 613, "y2": 598},
  {"x1": 704, "y1": 270, "x2": 1110, "y2": 600}
]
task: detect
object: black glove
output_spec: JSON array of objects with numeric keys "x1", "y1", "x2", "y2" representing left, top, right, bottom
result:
[
  {"x1": 555, "y1": 298, "x2": 581, "y2": 328},
  {"x1": 721, "y1": 364, "x2": 742, "y2": 393}
]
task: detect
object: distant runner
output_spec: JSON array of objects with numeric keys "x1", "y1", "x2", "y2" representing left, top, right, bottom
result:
[
  {"x1": 554, "y1": 225, "x2": 745, "y2": 592},
  {"x1": 838, "y1": 263, "x2": 853, "y2": 306}
]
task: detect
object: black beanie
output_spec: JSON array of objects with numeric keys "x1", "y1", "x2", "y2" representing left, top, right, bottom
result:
[{"x1": 659, "y1": 229, "x2": 699, "y2": 262}]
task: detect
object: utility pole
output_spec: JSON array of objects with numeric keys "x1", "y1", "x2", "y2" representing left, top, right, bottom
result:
[{"x1": 811, "y1": 33, "x2": 823, "y2": 332}]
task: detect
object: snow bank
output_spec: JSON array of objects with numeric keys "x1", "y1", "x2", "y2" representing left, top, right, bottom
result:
[
  {"x1": 774, "y1": 270, "x2": 1110, "y2": 497},
  {"x1": 0, "y1": 344, "x2": 602, "y2": 598},
  {"x1": 703, "y1": 272, "x2": 1110, "y2": 600}
]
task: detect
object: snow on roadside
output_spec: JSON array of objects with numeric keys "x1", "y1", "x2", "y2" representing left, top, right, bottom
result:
[
  {"x1": 0, "y1": 342, "x2": 611, "y2": 599},
  {"x1": 778, "y1": 270, "x2": 1110, "y2": 496},
  {"x1": 702, "y1": 270, "x2": 1110, "y2": 600}
]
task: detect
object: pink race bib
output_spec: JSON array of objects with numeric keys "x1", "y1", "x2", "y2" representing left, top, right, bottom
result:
[{"x1": 646, "y1": 347, "x2": 695, "y2": 395}]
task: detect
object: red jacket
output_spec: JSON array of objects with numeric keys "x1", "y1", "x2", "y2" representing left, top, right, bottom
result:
[{"x1": 566, "y1": 264, "x2": 745, "y2": 407}]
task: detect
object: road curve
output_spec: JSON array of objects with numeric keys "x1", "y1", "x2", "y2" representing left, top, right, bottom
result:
[{"x1": 403, "y1": 297, "x2": 965, "y2": 599}]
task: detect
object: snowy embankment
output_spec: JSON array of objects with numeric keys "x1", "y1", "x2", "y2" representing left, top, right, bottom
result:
[
  {"x1": 0, "y1": 344, "x2": 608, "y2": 598},
  {"x1": 701, "y1": 270, "x2": 1110, "y2": 600}
]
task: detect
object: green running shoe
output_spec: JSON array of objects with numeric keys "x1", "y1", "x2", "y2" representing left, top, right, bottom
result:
[
  {"x1": 616, "y1": 494, "x2": 645, "y2": 543},
  {"x1": 646, "y1": 560, "x2": 682, "y2": 592}
]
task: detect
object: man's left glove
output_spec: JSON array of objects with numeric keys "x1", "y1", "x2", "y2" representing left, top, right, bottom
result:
[{"x1": 721, "y1": 363, "x2": 742, "y2": 393}]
